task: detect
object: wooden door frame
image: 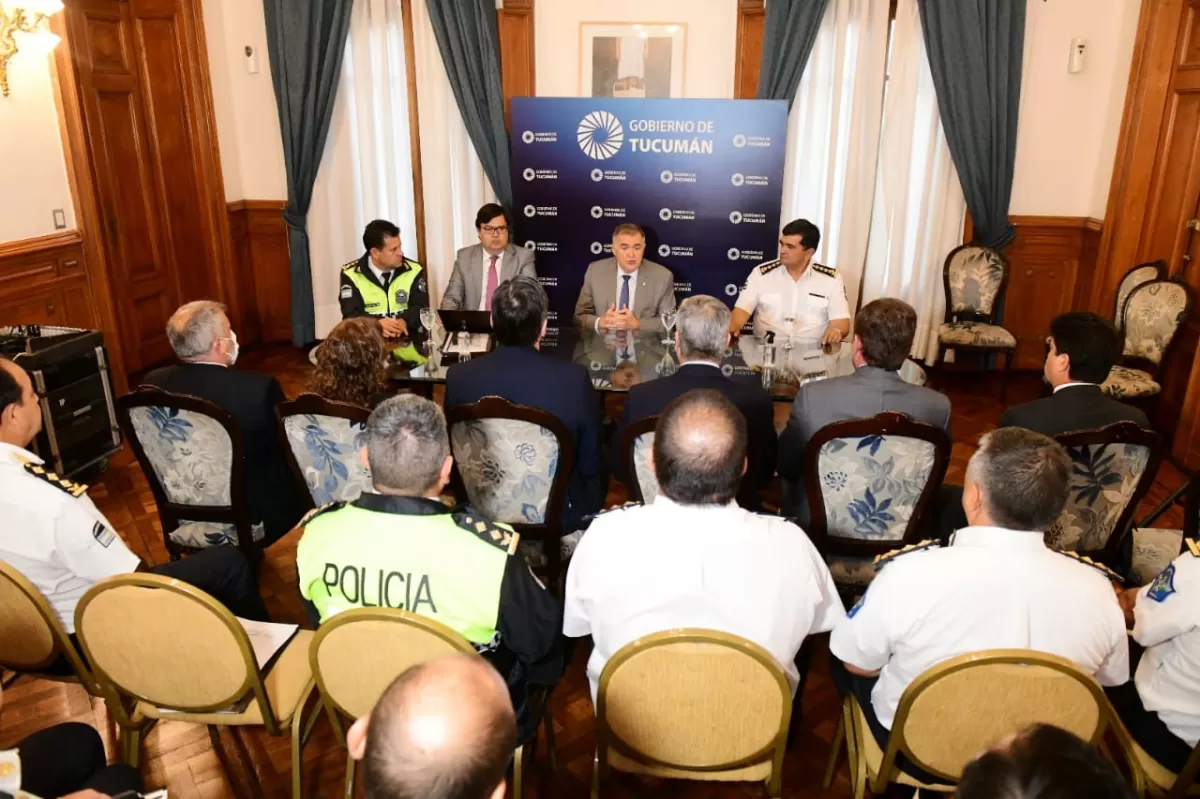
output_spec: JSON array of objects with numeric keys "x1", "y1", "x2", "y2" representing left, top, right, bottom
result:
[{"x1": 49, "y1": 0, "x2": 237, "y2": 383}]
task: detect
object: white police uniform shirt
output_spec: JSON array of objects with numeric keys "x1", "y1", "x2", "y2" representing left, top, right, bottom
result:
[
  {"x1": 735, "y1": 259, "x2": 850, "y2": 339},
  {"x1": 830, "y1": 526, "x2": 1128, "y2": 730},
  {"x1": 563, "y1": 496, "x2": 845, "y2": 702},
  {"x1": 1133, "y1": 548, "x2": 1200, "y2": 746},
  {"x1": 0, "y1": 442, "x2": 139, "y2": 633}
]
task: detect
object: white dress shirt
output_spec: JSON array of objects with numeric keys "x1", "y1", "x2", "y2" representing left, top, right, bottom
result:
[
  {"x1": 830, "y1": 525, "x2": 1128, "y2": 730},
  {"x1": 0, "y1": 442, "x2": 139, "y2": 633},
  {"x1": 478, "y1": 248, "x2": 505, "y2": 311},
  {"x1": 735, "y1": 260, "x2": 850, "y2": 339},
  {"x1": 367, "y1": 258, "x2": 393, "y2": 287},
  {"x1": 564, "y1": 496, "x2": 845, "y2": 702},
  {"x1": 1053, "y1": 382, "x2": 1094, "y2": 393},
  {"x1": 1133, "y1": 551, "x2": 1200, "y2": 746}
]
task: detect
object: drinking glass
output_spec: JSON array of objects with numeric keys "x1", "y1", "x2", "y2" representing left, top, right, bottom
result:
[
  {"x1": 660, "y1": 309, "x2": 677, "y2": 345},
  {"x1": 419, "y1": 308, "x2": 435, "y2": 332},
  {"x1": 781, "y1": 316, "x2": 796, "y2": 351}
]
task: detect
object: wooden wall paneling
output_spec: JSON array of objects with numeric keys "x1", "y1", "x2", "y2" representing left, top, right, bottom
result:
[
  {"x1": 735, "y1": 0, "x2": 766, "y2": 99},
  {"x1": 999, "y1": 217, "x2": 1085, "y2": 369},
  {"x1": 497, "y1": 0, "x2": 534, "y2": 126},
  {"x1": 401, "y1": 0, "x2": 427, "y2": 264},
  {"x1": 227, "y1": 201, "x2": 291, "y2": 344},
  {"x1": 1073, "y1": 218, "x2": 1104, "y2": 313},
  {"x1": 0, "y1": 232, "x2": 98, "y2": 331}
]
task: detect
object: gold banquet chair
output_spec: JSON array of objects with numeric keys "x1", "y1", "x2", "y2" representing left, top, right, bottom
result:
[
  {"x1": 74, "y1": 574, "x2": 319, "y2": 799},
  {"x1": 0, "y1": 560, "x2": 100, "y2": 695},
  {"x1": 1117, "y1": 724, "x2": 1200, "y2": 797},
  {"x1": 824, "y1": 649, "x2": 1129, "y2": 798},
  {"x1": 592, "y1": 629, "x2": 792, "y2": 798}
]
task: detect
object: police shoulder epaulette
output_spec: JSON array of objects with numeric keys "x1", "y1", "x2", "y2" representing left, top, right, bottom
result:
[
  {"x1": 297, "y1": 501, "x2": 344, "y2": 528},
  {"x1": 586, "y1": 501, "x2": 642, "y2": 524},
  {"x1": 453, "y1": 511, "x2": 519, "y2": 556},
  {"x1": 1057, "y1": 550, "x2": 1125, "y2": 583},
  {"x1": 873, "y1": 539, "x2": 939, "y2": 569},
  {"x1": 758, "y1": 259, "x2": 782, "y2": 275},
  {"x1": 812, "y1": 263, "x2": 838, "y2": 278},
  {"x1": 1186, "y1": 538, "x2": 1200, "y2": 558},
  {"x1": 341, "y1": 259, "x2": 359, "y2": 272},
  {"x1": 22, "y1": 461, "x2": 88, "y2": 498}
]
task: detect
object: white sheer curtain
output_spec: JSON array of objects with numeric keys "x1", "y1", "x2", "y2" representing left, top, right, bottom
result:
[
  {"x1": 411, "y1": 0, "x2": 496, "y2": 308},
  {"x1": 308, "y1": 0, "x2": 419, "y2": 339},
  {"x1": 860, "y1": 0, "x2": 966, "y2": 364},
  {"x1": 780, "y1": 0, "x2": 890, "y2": 312}
]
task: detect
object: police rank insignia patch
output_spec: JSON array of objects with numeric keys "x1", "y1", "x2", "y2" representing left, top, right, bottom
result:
[
  {"x1": 339, "y1": 285, "x2": 353, "y2": 299},
  {"x1": 22, "y1": 462, "x2": 88, "y2": 497},
  {"x1": 1057, "y1": 551, "x2": 1125, "y2": 584},
  {"x1": 758, "y1": 259, "x2": 782, "y2": 275},
  {"x1": 873, "y1": 539, "x2": 939, "y2": 569},
  {"x1": 93, "y1": 521, "x2": 115, "y2": 548},
  {"x1": 455, "y1": 513, "x2": 519, "y2": 555},
  {"x1": 812, "y1": 263, "x2": 838, "y2": 278},
  {"x1": 1147, "y1": 563, "x2": 1177, "y2": 602},
  {"x1": 1186, "y1": 538, "x2": 1200, "y2": 558}
]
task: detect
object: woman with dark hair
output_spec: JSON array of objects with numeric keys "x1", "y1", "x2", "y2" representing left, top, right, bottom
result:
[{"x1": 310, "y1": 318, "x2": 390, "y2": 408}]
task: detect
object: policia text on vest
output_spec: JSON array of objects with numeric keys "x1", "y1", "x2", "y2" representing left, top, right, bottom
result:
[
  {"x1": 339, "y1": 253, "x2": 430, "y2": 330},
  {"x1": 319, "y1": 563, "x2": 438, "y2": 614}
]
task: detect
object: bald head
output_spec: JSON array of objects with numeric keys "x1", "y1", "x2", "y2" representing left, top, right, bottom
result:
[
  {"x1": 165, "y1": 300, "x2": 233, "y2": 364},
  {"x1": 352, "y1": 655, "x2": 516, "y2": 799},
  {"x1": 652, "y1": 389, "x2": 747, "y2": 506}
]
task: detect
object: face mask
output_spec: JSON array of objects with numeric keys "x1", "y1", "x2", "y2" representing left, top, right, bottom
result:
[{"x1": 227, "y1": 331, "x2": 240, "y2": 366}]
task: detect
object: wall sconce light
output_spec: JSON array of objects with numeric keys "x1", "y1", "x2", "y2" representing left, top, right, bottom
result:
[{"x1": 0, "y1": 0, "x2": 65, "y2": 97}]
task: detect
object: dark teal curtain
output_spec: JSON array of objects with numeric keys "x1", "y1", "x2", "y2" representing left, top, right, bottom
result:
[
  {"x1": 757, "y1": 0, "x2": 831, "y2": 106},
  {"x1": 918, "y1": 0, "x2": 1026, "y2": 249},
  {"x1": 425, "y1": 0, "x2": 513, "y2": 209},
  {"x1": 263, "y1": 0, "x2": 352, "y2": 345}
]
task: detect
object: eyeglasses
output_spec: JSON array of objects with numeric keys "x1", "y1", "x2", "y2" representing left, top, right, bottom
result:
[{"x1": 480, "y1": 225, "x2": 508, "y2": 234}]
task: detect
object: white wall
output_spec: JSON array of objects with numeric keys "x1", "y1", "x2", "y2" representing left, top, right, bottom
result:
[
  {"x1": 201, "y1": 0, "x2": 288, "y2": 201},
  {"x1": 536, "y1": 0, "x2": 738, "y2": 99},
  {"x1": 0, "y1": 48, "x2": 75, "y2": 242},
  {"x1": 1009, "y1": 0, "x2": 1139, "y2": 219}
]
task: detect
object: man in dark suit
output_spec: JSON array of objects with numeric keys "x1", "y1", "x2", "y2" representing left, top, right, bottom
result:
[
  {"x1": 613, "y1": 294, "x2": 777, "y2": 509},
  {"x1": 142, "y1": 300, "x2": 305, "y2": 545},
  {"x1": 778, "y1": 298, "x2": 952, "y2": 524},
  {"x1": 445, "y1": 277, "x2": 606, "y2": 531},
  {"x1": 998, "y1": 311, "x2": 1149, "y2": 434}
]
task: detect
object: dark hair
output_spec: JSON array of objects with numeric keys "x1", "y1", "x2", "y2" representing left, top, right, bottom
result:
[
  {"x1": 309, "y1": 318, "x2": 388, "y2": 408},
  {"x1": 612, "y1": 223, "x2": 645, "y2": 240},
  {"x1": 474, "y1": 203, "x2": 510, "y2": 230},
  {"x1": 1049, "y1": 312, "x2": 1121, "y2": 384},
  {"x1": 363, "y1": 219, "x2": 401, "y2": 253},
  {"x1": 968, "y1": 428, "x2": 1071, "y2": 531},
  {"x1": 956, "y1": 724, "x2": 1135, "y2": 799},
  {"x1": 0, "y1": 357, "x2": 21, "y2": 417},
  {"x1": 855, "y1": 299, "x2": 917, "y2": 370},
  {"x1": 491, "y1": 276, "x2": 547, "y2": 347},
  {"x1": 653, "y1": 389, "x2": 747, "y2": 505},
  {"x1": 781, "y1": 218, "x2": 820, "y2": 251}
]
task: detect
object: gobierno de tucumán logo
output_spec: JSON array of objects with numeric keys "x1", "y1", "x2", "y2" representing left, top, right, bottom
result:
[{"x1": 577, "y1": 111, "x2": 625, "y2": 160}]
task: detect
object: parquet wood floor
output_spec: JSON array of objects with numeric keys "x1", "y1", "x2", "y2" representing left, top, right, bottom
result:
[{"x1": 0, "y1": 348, "x2": 1186, "y2": 798}]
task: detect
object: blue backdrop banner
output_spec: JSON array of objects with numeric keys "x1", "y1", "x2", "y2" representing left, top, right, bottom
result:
[{"x1": 510, "y1": 98, "x2": 788, "y2": 331}]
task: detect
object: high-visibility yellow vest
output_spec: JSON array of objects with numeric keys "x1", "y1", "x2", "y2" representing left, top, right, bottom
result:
[{"x1": 342, "y1": 258, "x2": 423, "y2": 318}]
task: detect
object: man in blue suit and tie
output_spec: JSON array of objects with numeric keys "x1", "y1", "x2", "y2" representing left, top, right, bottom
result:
[
  {"x1": 445, "y1": 276, "x2": 607, "y2": 532},
  {"x1": 613, "y1": 295, "x2": 778, "y2": 509}
]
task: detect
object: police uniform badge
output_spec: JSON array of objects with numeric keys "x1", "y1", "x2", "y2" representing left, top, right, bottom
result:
[
  {"x1": 1147, "y1": 563, "x2": 1177, "y2": 603},
  {"x1": 847, "y1": 593, "x2": 866, "y2": 618},
  {"x1": 417, "y1": 276, "x2": 426, "y2": 293},
  {"x1": 339, "y1": 285, "x2": 353, "y2": 300},
  {"x1": 395, "y1": 290, "x2": 409, "y2": 305}
]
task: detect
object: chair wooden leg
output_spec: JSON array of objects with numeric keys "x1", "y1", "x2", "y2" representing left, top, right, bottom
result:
[
  {"x1": 344, "y1": 751, "x2": 357, "y2": 799},
  {"x1": 513, "y1": 744, "x2": 524, "y2": 799},
  {"x1": 590, "y1": 751, "x2": 602, "y2": 799},
  {"x1": 1001, "y1": 348, "x2": 1014, "y2": 403},
  {"x1": 823, "y1": 711, "x2": 845, "y2": 788}
]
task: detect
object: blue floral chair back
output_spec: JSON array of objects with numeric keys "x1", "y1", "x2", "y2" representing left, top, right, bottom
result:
[
  {"x1": 1120, "y1": 279, "x2": 1191, "y2": 367},
  {"x1": 945, "y1": 245, "x2": 1008, "y2": 319},
  {"x1": 620, "y1": 416, "x2": 659, "y2": 504},
  {"x1": 450, "y1": 418, "x2": 560, "y2": 524},
  {"x1": 1046, "y1": 423, "x2": 1162, "y2": 566},
  {"x1": 803, "y1": 413, "x2": 951, "y2": 589},
  {"x1": 276, "y1": 396, "x2": 372, "y2": 508},
  {"x1": 118, "y1": 389, "x2": 262, "y2": 563},
  {"x1": 1113, "y1": 261, "x2": 1164, "y2": 330}
]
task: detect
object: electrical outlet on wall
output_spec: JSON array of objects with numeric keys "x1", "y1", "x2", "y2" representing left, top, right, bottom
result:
[{"x1": 52, "y1": 209, "x2": 66, "y2": 229}]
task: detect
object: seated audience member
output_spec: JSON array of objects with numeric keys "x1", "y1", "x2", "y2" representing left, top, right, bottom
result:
[
  {"x1": 142, "y1": 300, "x2": 305, "y2": 544},
  {"x1": 309, "y1": 317, "x2": 390, "y2": 408},
  {"x1": 0, "y1": 710, "x2": 143, "y2": 799},
  {"x1": 565, "y1": 390, "x2": 844, "y2": 703},
  {"x1": 573, "y1": 223, "x2": 676, "y2": 332},
  {"x1": 0, "y1": 357, "x2": 269, "y2": 647},
  {"x1": 614, "y1": 295, "x2": 777, "y2": 509},
  {"x1": 831, "y1": 428, "x2": 1128, "y2": 779},
  {"x1": 340, "y1": 218, "x2": 428, "y2": 340},
  {"x1": 441, "y1": 203, "x2": 537, "y2": 312},
  {"x1": 956, "y1": 724, "x2": 1135, "y2": 799},
  {"x1": 729, "y1": 218, "x2": 850, "y2": 345},
  {"x1": 296, "y1": 395, "x2": 564, "y2": 742},
  {"x1": 1108, "y1": 549, "x2": 1200, "y2": 773},
  {"x1": 347, "y1": 655, "x2": 516, "y2": 799},
  {"x1": 777, "y1": 298, "x2": 951, "y2": 523},
  {"x1": 446, "y1": 276, "x2": 606, "y2": 531}
]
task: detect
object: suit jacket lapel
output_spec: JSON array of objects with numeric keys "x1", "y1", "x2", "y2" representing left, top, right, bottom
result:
[
  {"x1": 500, "y1": 245, "x2": 518, "y2": 281},
  {"x1": 605, "y1": 258, "x2": 621, "y2": 310}
]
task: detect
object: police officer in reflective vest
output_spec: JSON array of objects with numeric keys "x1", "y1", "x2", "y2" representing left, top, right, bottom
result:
[
  {"x1": 296, "y1": 394, "x2": 564, "y2": 743},
  {"x1": 340, "y1": 219, "x2": 429, "y2": 342}
]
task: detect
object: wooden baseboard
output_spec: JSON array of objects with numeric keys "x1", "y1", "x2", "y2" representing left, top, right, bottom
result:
[{"x1": 227, "y1": 200, "x2": 290, "y2": 344}]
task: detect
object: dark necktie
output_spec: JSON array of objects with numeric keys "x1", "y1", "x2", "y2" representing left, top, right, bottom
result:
[
  {"x1": 619, "y1": 274, "x2": 631, "y2": 311},
  {"x1": 380, "y1": 270, "x2": 393, "y2": 288}
]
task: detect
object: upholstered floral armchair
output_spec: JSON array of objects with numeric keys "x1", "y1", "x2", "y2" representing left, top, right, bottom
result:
[
  {"x1": 936, "y1": 245, "x2": 1017, "y2": 374},
  {"x1": 803, "y1": 413, "x2": 950, "y2": 591},
  {"x1": 619, "y1": 417, "x2": 659, "y2": 504},
  {"x1": 277, "y1": 395, "x2": 373, "y2": 508},
  {"x1": 1045, "y1": 423, "x2": 1162, "y2": 569},
  {"x1": 1127, "y1": 470, "x2": 1197, "y2": 585},
  {"x1": 1102, "y1": 279, "x2": 1192, "y2": 400},
  {"x1": 117, "y1": 389, "x2": 263, "y2": 564},
  {"x1": 1112, "y1": 261, "x2": 1165, "y2": 332}
]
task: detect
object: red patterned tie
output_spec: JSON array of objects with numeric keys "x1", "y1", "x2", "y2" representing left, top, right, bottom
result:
[{"x1": 485, "y1": 254, "x2": 499, "y2": 309}]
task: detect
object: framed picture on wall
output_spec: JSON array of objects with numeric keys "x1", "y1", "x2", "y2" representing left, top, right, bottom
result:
[{"x1": 579, "y1": 22, "x2": 688, "y2": 98}]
